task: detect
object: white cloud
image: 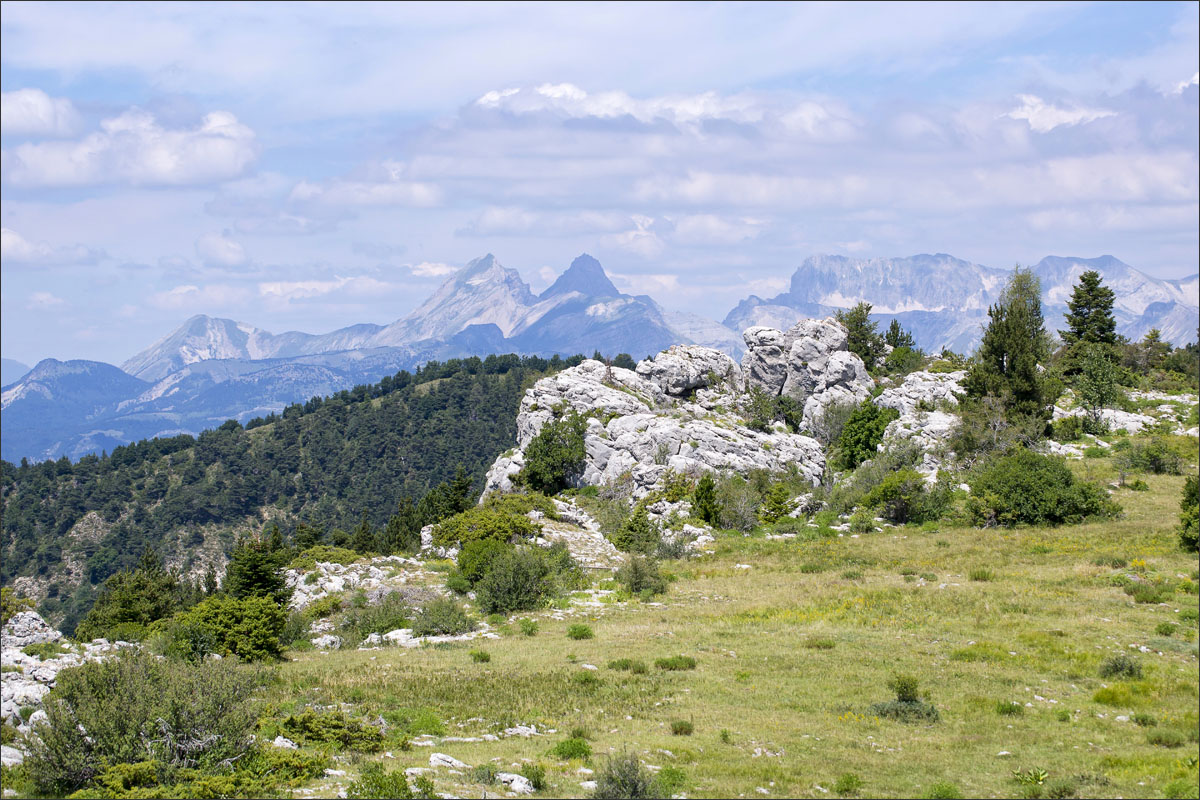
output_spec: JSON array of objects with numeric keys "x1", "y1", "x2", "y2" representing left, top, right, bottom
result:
[
  {"x1": 27, "y1": 291, "x2": 65, "y2": 309},
  {"x1": 194, "y1": 232, "x2": 247, "y2": 268},
  {"x1": 149, "y1": 284, "x2": 251, "y2": 310},
  {"x1": 1175, "y1": 72, "x2": 1200, "y2": 94},
  {"x1": 409, "y1": 262, "x2": 457, "y2": 278},
  {"x1": 2, "y1": 109, "x2": 256, "y2": 187},
  {"x1": 290, "y1": 171, "x2": 442, "y2": 208},
  {"x1": 669, "y1": 214, "x2": 764, "y2": 246},
  {"x1": 459, "y1": 207, "x2": 631, "y2": 237},
  {"x1": 1005, "y1": 94, "x2": 1116, "y2": 133},
  {"x1": 1, "y1": 89, "x2": 81, "y2": 136},
  {"x1": 0, "y1": 228, "x2": 102, "y2": 265},
  {"x1": 257, "y1": 276, "x2": 391, "y2": 307}
]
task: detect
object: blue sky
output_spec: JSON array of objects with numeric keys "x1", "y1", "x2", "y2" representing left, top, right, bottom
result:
[{"x1": 2, "y1": 1, "x2": 1197, "y2": 366}]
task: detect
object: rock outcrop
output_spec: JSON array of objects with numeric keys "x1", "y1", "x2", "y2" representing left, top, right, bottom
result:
[
  {"x1": 875, "y1": 370, "x2": 966, "y2": 415},
  {"x1": 741, "y1": 318, "x2": 874, "y2": 429},
  {"x1": 484, "y1": 320, "x2": 877, "y2": 500}
]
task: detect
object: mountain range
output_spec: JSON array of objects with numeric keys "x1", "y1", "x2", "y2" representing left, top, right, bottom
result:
[{"x1": 2, "y1": 251, "x2": 1196, "y2": 463}]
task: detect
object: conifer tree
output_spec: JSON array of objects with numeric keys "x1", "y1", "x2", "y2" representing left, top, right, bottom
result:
[
  {"x1": 965, "y1": 266, "x2": 1050, "y2": 420},
  {"x1": 835, "y1": 302, "x2": 886, "y2": 366},
  {"x1": 1060, "y1": 270, "x2": 1117, "y2": 373},
  {"x1": 884, "y1": 319, "x2": 915, "y2": 349},
  {"x1": 692, "y1": 473, "x2": 721, "y2": 525},
  {"x1": 225, "y1": 534, "x2": 290, "y2": 605}
]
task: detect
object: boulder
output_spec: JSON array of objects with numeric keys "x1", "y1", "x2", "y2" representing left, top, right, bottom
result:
[
  {"x1": 876, "y1": 370, "x2": 967, "y2": 415},
  {"x1": 310, "y1": 634, "x2": 342, "y2": 650},
  {"x1": 636, "y1": 345, "x2": 742, "y2": 397},
  {"x1": 2, "y1": 611, "x2": 62, "y2": 649},
  {"x1": 430, "y1": 752, "x2": 470, "y2": 770},
  {"x1": 497, "y1": 772, "x2": 535, "y2": 794}
]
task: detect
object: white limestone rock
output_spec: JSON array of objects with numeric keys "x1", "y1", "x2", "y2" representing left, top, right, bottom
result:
[
  {"x1": 430, "y1": 752, "x2": 470, "y2": 770},
  {"x1": 636, "y1": 344, "x2": 742, "y2": 397},
  {"x1": 497, "y1": 772, "x2": 535, "y2": 794},
  {"x1": 2, "y1": 611, "x2": 63, "y2": 649},
  {"x1": 880, "y1": 410, "x2": 960, "y2": 480},
  {"x1": 875, "y1": 370, "x2": 967, "y2": 415}
]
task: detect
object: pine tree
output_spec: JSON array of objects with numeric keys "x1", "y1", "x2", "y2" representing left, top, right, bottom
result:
[
  {"x1": 350, "y1": 516, "x2": 376, "y2": 554},
  {"x1": 835, "y1": 302, "x2": 885, "y2": 366},
  {"x1": 225, "y1": 535, "x2": 290, "y2": 605},
  {"x1": 965, "y1": 266, "x2": 1050, "y2": 420},
  {"x1": 1060, "y1": 270, "x2": 1117, "y2": 374},
  {"x1": 692, "y1": 473, "x2": 721, "y2": 525},
  {"x1": 884, "y1": 319, "x2": 915, "y2": 349},
  {"x1": 382, "y1": 497, "x2": 422, "y2": 554}
]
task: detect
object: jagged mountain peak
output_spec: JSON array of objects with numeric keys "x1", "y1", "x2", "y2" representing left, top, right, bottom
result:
[{"x1": 540, "y1": 253, "x2": 620, "y2": 300}]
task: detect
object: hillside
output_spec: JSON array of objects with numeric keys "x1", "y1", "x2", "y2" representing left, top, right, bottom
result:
[{"x1": 1, "y1": 354, "x2": 580, "y2": 633}]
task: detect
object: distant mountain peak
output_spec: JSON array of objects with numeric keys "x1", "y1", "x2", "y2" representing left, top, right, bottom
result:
[{"x1": 540, "y1": 253, "x2": 619, "y2": 300}]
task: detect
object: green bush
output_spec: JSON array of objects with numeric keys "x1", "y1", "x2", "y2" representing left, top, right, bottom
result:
[
  {"x1": 1098, "y1": 653, "x2": 1142, "y2": 679},
  {"x1": 519, "y1": 763, "x2": 547, "y2": 791},
  {"x1": 1180, "y1": 474, "x2": 1198, "y2": 552},
  {"x1": 611, "y1": 506, "x2": 661, "y2": 553},
  {"x1": 474, "y1": 543, "x2": 580, "y2": 614},
  {"x1": 411, "y1": 598, "x2": 474, "y2": 637},
  {"x1": 339, "y1": 593, "x2": 411, "y2": 643},
  {"x1": 1115, "y1": 437, "x2": 1185, "y2": 475},
  {"x1": 1051, "y1": 416, "x2": 1084, "y2": 442},
  {"x1": 616, "y1": 556, "x2": 667, "y2": 596},
  {"x1": 165, "y1": 595, "x2": 285, "y2": 662},
  {"x1": 1147, "y1": 729, "x2": 1186, "y2": 748},
  {"x1": 551, "y1": 737, "x2": 591, "y2": 760},
  {"x1": 996, "y1": 700, "x2": 1025, "y2": 716},
  {"x1": 287, "y1": 545, "x2": 362, "y2": 571},
  {"x1": 480, "y1": 491, "x2": 558, "y2": 520},
  {"x1": 715, "y1": 474, "x2": 761, "y2": 532},
  {"x1": 834, "y1": 772, "x2": 864, "y2": 796},
  {"x1": 607, "y1": 658, "x2": 648, "y2": 673},
  {"x1": 281, "y1": 709, "x2": 384, "y2": 752},
  {"x1": 224, "y1": 534, "x2": 291, "y2": 605},
  {"x1": 469, "y1": 649, "x2": 491, "y2": 663},
  {"x1": 566, "y1": 624, "x2": 594, "y2": 640},
  {"x1": 22, "y1": 641, "x2": 68, "y2": 660},
  {"x1": 924, "y1": 782, "x2": 964, "y2": 799},
  {"x1": 870, "y1": 675, "x2": 938, "y2": 723},
  {"x1": 859, "y1": 468, "x2": 950, "y2": 524},
  {"x1": 692, "y1": 473, "x2": 721, "y2": 525},
  {"x1": 884, "y1": 346, "x2": 923, "y2": 376},
  {"x1": 457, "y1": 539, "x2": 513, "y2": 586},
  {"x1": 518, "y1": 410, "x2": 587, "y2": 494},
  {"x1": 655, "y1": 655, "x2": 696, "y2": 671},
  {"x1": 670, "y1": 720, "x2": 693, "y2": 736},
  {"x1": 432, "y1": 507, "x2": 537, "y2": 548},
  {"x1": 835, "y1": 401, "x2": 900, "y2": 470},
  {"x1": 25, "y1": 650, "x2": 260, "y2": 796},
  {"x1": 519, "y1": 618, "x2": 539, "y2": 636},
  {"x1": 346, "y1": 763, "x2": 412, "y2": 799},
  {"x1": 967, "y1": 449, "x2": 1120, "y2": 526},
  {"x1": 75, "y1": 552, "x2": 195, "y2": 642},
  {"x1": 592, "y1": 752, "x2": 659, "y2": 799},
  {"x1": 1, "y1": 587, "x2": 35, "y2": 625}
]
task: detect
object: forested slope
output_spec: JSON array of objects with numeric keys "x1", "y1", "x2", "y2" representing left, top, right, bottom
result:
[{"x1": 1, "y1": 353, "x2": 585, "y2": 630}]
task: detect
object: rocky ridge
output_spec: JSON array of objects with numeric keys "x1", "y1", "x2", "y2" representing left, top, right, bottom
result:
[{"x1": 485, "y1": 318, "x2": 874, "y2": 499}]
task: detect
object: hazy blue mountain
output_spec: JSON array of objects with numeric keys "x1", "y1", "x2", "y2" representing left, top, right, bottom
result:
[
  {"x1": 122, "y1": 314, "x2": 384, "y2": 382},
  {"x1": 724, "y1": 253, "x2": 1198, "y2": 352},
  {"x1": 1, "y1": 359, "x2": 30, "y2": 387}
]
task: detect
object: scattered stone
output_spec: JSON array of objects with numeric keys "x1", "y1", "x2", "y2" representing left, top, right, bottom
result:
[
  {"x1": 430, "y1": 753, "x2": 470, "y2": 770},
  {"x1": 497, "y1": 772, "x2": 535, "y2": 794},
  {"x1": 272, "y1": 736, "x2": 299, "y2": 749}
]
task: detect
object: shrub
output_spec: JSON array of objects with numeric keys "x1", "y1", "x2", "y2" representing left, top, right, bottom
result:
[
  {"x1": 692, "y1": 473, "x2": 721, "y2": 525},
  {"x1": 74, "y1": 553, "x2": 193, "y2": 642},
  {"x1": 969, "y1": 568, "x2": 994, "y2": 582},
  {"x1": 520, "y1": 763, "x2": 547, "y2": 791},
  {"x1": 432, "y1": 507, "x2": 537, "y2": 548},
  {"x1": 339, "y1": 592, "x2": 411, "y2": 643},
  {"x1": 835, "y1": 401, "x2": 900, "y2": 469},
  {"x1": 611, "y1": 506, "x2": 661, "y2": 553},
  {"x1": 282, "y1": 708, "x2": 384, "y2": 751},
  {"x1": 474, "y1": 543, "x2": 580, "y2": 614},
  {"x1": 551, "y1": 737, "x2": 591, "y2": 760},
  {"x1": 924, "y1": 782, "x2": 964, "y2": 799},
  {"x1": 518, "y1": 410, "x2": 587, "y2": 494},
  {"x1": 859, "y1": 468, "x2": 947, "y2": 524},
  {"x1": 165, "y1": 594, "x2": 285, "y2": 662},
  {"x1": 25, "y1": 650, "x2": 260, "y2": 796},
  {"x1": 457, "y1": 539, "x2": 512, "y2": 586},
  {"x1": 670, "y1": 720, "x2": 693, "y2": 736},
  {"x1": 967, "y1": 449, "x2": 1120, "y2": 527},
  {"x1": 1051, "y1": 416, "x2": 1084, "y2": 442},
  {"x1": 1098, "y1": 654, "x2": 1142, "y2": 679},
  {"x1": 469, "y1": 649, "x2": 491, "y2": 663},
  {"x1": 616, "y1": 556, "x2": 668, "y2": 596},
  {"x1": 655, "y1": 655, "x2": 696, "y2": 671},
  {"x1": 411, "y1": 599, "x2": 475, "y2": 637},
  {"x1": 1180, "y1": 474, "x2": 1199, "y2": 552},
  {"x1": 1132, "y1": 713, "x2": 1157, "y2": 727},
  {"x1": 287, "y1": 545, "x2": 361, "y2": 571},
  {"x1": 716, "y1": 474, "x2": 761, "y2": 532},
  {"x1": 804, "y1": 637, "x2": 836, "y2": 650},
  {"x1": 1, "y1": 587, "x2": 35, "y2": 625},
  {"x1": 22, "y1": 641, "x2": 67, "y2": 660},
  {"x1": 519, "y1": 618, "x2": 539, "y2": 637},
  {"x1": 593, "y1": 752, "x2": 659, "y2": 799},
  {"x1": 567, "y1": 624, "x2": 594, "y2": 640},
  {"x1": 834, "y1": 772, "x2": 864, "y2": 796},
  {"x1": 225, "y1": 534, "x2": 291, "y2": 604},
  {"x1": 1147, "y1": 729, "x2": 1185, "y2": 748},
  {"x1": 470, "y1": 764, "x2": 498, "y2": 784},
  {"x1": 870, "y1": 675, "x2": 939, "y2": 723},
  {"x1": 1155, "y1": 621, "x2": 1176, "y2": 637},
  {"x1": 1115, "y1": 438, "x2": 1184, "y2": 475},
  {"x1": 996, "y1": 700, "x2": 1024, "y2": 716},
  {"x1": 608, "y1": 658, "x2": 648, "y2": 673},
  {"x1": 1044, "y1": 778, "x2": 1078, "y2": 799},
  {"x1": 346, "y1": 763, "x2": 413, "y2": 799}
]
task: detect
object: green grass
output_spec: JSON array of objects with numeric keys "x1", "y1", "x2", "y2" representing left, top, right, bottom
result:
[{"x1": 260, "y1": 467, "x2": 1198, "y2": 799}]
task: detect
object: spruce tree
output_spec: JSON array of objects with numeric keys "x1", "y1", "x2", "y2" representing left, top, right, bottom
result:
[
  {"x1": 884, "y1": 319, "x2": 915, "y2": 349},
  {"x1": 225, "y1": 534, "x2": 290, "y2": 605},
  {"x1": 965, "y1": 266, "x2": 1050, "y2": 420},
  {"x1": 1060, "y1": 270, "x2": 1117, "y2": 373},
  {"x1": 692, "y1": 473, "x2": 721, "y2": 525}
]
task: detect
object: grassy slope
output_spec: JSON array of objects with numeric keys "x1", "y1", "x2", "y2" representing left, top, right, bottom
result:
[{"x1": 272, "y1": 464, "x2": 1199, "y2": 799}]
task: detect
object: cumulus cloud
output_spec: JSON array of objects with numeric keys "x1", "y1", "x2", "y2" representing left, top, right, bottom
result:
[
  {"x1": 409, "y1": 262, "x2": 457, "y2": 278},
  {"x1": 1175, "y1": 72, "x2": 1200, "y2": 94},
  {"x1": 1005, "y1": 94, "x2": 1117, "y2": 133},
  {"x1": 194, "y1": 232, "x2": 247, "y2": 268},
  {"x1": 289, "y1": 162, "x2": 442, "y2": 208},
  {"x1": 2, "y1": 109, "x2": 256, "y2": 187},
  {"x1": 149, "y1": 283, "x2": 251, "y2": 310},
  {"x1": 0, "y1": 228, "x2": 103, "y2": 265},
  {"x1": 1, "y1": 89, "x2": 82, "y2": 136},
  {"x1": 257, "y1": 275, "x2": 389, "y2": 302}
]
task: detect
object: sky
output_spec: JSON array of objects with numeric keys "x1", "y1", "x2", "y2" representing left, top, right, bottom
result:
[{"x1": 1, "y1": 1, "x2": 1197, "y2": 367}]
